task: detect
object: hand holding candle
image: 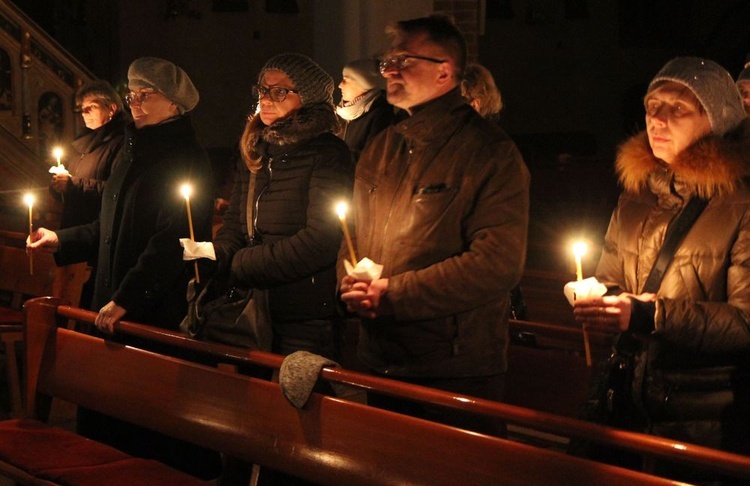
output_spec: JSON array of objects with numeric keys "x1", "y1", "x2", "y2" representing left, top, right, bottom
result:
[
  {"x1": 336, "y1": 201, "x2": 357, "y2": 267},
  {"x1": 180, "y1": 183, "x2": 200, "y2": 283},
  {"x1": 23, "y1": 193, "x2": 34, "y2": 275}
]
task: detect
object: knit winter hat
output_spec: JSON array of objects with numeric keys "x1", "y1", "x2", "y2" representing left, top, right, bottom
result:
[
  {"x1": 128, "y1": 57, "x2": 199, "y2": 114},
  {"x1": 259, "y1": 53, "x2": 334, "y2": 106},
  {"x1": 648, "y1": 57, "x2": 745, "y2": 136},
  {"x1": 342, "y1": 58, "x2": 384, "y2": 91}
]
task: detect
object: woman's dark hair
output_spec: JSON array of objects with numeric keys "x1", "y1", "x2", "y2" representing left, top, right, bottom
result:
[{"x1": 75, "y1": 79, "x2": 123, "y2": 113}]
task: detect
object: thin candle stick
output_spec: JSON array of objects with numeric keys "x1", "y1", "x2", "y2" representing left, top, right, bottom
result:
[
  {"x1": 24, "y1": 193, "x2": 34, "y2": 275},
  {"x1": 573, "y1": 241, "x2": 592, "y2": 366},
  {"x1": 181, "y1": 184, "x2": 200, "y2": 283},
  {"x1": 336, "y1": 202, "x2": 357, "y2": 267}
]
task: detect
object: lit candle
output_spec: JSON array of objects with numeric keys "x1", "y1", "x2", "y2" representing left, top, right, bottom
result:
[
  {"x1": 336, "y1": 202, "x2": 357, "y2": 267},
  {"x1": 572, "y1": 241, "x2": 587, "y2": 281},
  {"x1": 52, "y1": 147, "x2": 63, "y2": 168},
  {"x1": 572, "y1": 241, "x2": 592, "y2": 366},
  {"x1": 23, "y1": 193, "x2": 34, "y2": 275},
  {"x1": 180, "y1": 183, "x2": 200, "y2": 283}
]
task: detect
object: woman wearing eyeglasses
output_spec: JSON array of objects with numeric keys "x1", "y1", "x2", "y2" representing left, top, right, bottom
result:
[
  {"x1": 50, "y1": 80, "x2": 127, "y2": 230},
  {"x1": 191, "y1": 53, "x2": 353, "y2": 363},
  {"x1": 29, "y1": 57, "x2": 218, "y2": 478},
  {"x1": 30, "y1": 57, "x2": 215, "y2": 336}
]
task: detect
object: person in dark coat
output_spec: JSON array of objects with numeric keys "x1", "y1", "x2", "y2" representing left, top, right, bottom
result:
[
  {"x1": 50, "y1": 79, "x2": 126, "y2": 229},
  {"x1": 49, "y1": 80, "x2": 127, "y2": 309},
  {"x1": 28, "y1": 57, "x2": 219, "y2": 480},
  {"x1": 186, "y1": 53, "x2": 353, "y2": 361},
  {"x1": 29, "y1": 57, "x2": 214, "y2": 331},
  {"x1": 574, "y1": 57, "x2": 750, "y2": 483},
  {"x1": 335, "y1": 58, "x2": 394, "y2": 163},
  {"x1": 338, "y1": 15, "x2": 529, "y2": 438}
]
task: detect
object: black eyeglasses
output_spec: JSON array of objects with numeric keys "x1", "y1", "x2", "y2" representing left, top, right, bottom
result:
[
  {"x1": 378, "y1": 54, "x2": 446, "y2": 74},
  {"x1": 252, "y1": 85, "x2": 300, "y2": 103},
  {"x1": 124, "y1": 91, "x2": 158, "y2": 106}
]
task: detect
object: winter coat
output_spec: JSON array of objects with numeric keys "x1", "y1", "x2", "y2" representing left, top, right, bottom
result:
[
  {"x1": 56, "y1": 115, "x2": 214, "y2": 328},
  {"x1": 51, "y1": 111, "x2": 126, "y2": 229},
  {"x1": 340, "y1": 88, "x2": 530, "y2": 378},
  {"x1": 213, "y1": 103, "x2": 353, "y2": 324},
  {"x1": 596, "y1": 120, "x2": 750, "y2": 455},
  {"x1": 339, "y1": 90, "x2": 394, "y2": 163}
]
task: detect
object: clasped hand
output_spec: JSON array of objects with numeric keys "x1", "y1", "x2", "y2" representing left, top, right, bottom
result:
[
  {"x1": 573, "y1": 293, "x2": 655, "y2": 333},
  {"x1": 340, "y1": 275, "x2": 391, "y2": 319}
]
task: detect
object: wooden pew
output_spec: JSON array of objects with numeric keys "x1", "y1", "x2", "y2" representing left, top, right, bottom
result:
[
  {"x1": 0, "y1": 232, "x2": 89, "y2": 418},
  {"x1": 46, "y1": 300, "x2": 750, "y2": 484},
  {"x1": 0, "y1": 297, "x2": 707, "y2": 485}
]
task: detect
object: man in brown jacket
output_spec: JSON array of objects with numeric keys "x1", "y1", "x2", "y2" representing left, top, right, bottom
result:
[{"x1": 339, "y1": 15, "x2": 529, "y2": 436}]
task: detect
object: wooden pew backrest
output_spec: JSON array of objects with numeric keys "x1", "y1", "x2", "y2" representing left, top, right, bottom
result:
[{"x1": 19, "y1": 297, "x2": 686, "y2": 486}]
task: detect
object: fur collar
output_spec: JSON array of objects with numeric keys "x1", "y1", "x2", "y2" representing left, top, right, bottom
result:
[
  {"x1": 616, "y1": 118, "x2": 750, "y2": 199},
  {"x1": 248, "y1": 103, "x2": 340, "y2": 151}
]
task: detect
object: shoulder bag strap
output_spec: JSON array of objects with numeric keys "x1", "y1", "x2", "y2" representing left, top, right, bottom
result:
[
  {"x1": 246, "y1": 171, "x2": 257, "y2": 241},
  {"x1": 641, "y1": 196, "x2": 708, "y2": 294},
  {"x1": 615, "y1": 196, "x2": 708, "y2": 355}
]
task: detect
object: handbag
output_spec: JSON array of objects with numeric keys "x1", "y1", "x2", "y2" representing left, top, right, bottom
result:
[
  {"x1": 180, "y1": 171, "x2": 273, "y2": 350},
  {"x1": 569, "y1": 197, "x2": 707, "y2": 464}
]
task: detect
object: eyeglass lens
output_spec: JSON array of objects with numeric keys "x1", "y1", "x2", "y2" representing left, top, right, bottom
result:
[
  {"x1": 125, "y1": 91, "x2": 154, "y2": 106},
  {"x1": 252, "y1": 85, "x2": 289, "y2": 102}
]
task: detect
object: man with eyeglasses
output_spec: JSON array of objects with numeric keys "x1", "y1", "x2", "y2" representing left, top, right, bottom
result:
[
  {"x1": 27, "y1": 57, "x2": 219, "y2": 477},
  {"x1": 338, "y1": 14, "x2": 530, "y2": 437}
]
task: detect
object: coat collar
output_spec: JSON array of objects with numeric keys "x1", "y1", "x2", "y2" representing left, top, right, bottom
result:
[
  {"x1": 394, "y1": 88, "x2": 471, "y2": 145},
  {"x1": 616, "y1": 118, "x2": 750, "y2": 199}
]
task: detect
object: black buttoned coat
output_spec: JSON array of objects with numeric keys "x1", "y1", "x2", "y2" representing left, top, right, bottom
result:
[{"x1": 56, "y1": 115, "x2": 214, "y2": 328}]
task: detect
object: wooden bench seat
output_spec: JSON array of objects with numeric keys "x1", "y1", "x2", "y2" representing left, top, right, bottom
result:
[
  {"x1": 0, "y1": 419, "x2": 209, "y2": 485},
  {"x1": 0, "y1": 297, "x2": 703, "y2": 485}
]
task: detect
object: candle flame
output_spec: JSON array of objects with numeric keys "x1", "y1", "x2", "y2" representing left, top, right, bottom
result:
[
  {"x1": 180, "y1": 183, "x2": 192, "y2": 200},
  {"x1": 335, "y1": 201, "x2": 348, "y2": 220},
  {"x1": 23, "y1": 193, "x2": 34, "y2": 207},
  {"x1": 52, "y1": 147, "x2": 63, "y2": 159},
  {"x1": 572, "y1": 241, "x2": 588, "y2": 259}
]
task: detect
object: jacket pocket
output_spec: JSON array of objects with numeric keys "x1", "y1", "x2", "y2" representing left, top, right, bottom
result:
[{"x1": 644, "y1": 365, "x2": 736, "y2": 421}]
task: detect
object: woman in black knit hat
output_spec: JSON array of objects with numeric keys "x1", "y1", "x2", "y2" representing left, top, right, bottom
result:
[{"x1": 187, "y1": 53, "x2": 353, "y2": 361}]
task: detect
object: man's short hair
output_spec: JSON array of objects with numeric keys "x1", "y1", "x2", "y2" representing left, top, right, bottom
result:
[{"x1": 387, "y1": 14, "x2": 468, "y2": 79}]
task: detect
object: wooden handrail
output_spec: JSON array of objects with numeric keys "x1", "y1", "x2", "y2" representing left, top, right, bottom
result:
[{"x1": 53, "y1": 303, "x2": 750, "y2": 479}]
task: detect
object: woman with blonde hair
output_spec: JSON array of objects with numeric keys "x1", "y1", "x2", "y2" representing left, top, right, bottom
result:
[{"x1": 461, "y1": 63, "x2": 502, "y2": 120}]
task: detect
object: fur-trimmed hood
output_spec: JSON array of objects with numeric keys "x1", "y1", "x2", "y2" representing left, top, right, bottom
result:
[{"x1": 616, "y1": 118, "x2": 750, "y2": 199}]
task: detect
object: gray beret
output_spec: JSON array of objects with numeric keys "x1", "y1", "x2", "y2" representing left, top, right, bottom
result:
[
  {"x1": 343, "y1": 58, "x2": 384, "y2": 91},
  {"x1": 259, "y1": 53, "x2": 333, "y2": 106},
  {"x1": 128, "y1": 57, "x2": 199, "y2": 114},
  {"x1": 648, "y1": 57, "x2": 745, "y2": 136}
]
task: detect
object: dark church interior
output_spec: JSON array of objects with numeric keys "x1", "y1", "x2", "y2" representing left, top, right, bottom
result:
[{"x1": 0, "y1": 1, "x2": 749, "y2": 484}]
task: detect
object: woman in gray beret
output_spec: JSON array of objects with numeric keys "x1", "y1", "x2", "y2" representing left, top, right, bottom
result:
[
  {"x1": 28, "y1": 57, "x2": 219, "y2": 478},
  {"x1": 573, "y1": 57, "x2": 750, "y2": 482}
]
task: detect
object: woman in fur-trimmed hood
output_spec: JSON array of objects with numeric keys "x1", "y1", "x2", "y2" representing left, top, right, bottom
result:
[
  {"x1": 210, "y1": 53, "x2": 353, "y2": 360},
  {"x1": 574, "y1": 57, "x2": 750, "y2": 482}
]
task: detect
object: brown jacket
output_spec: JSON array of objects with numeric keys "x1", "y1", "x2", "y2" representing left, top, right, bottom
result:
[
  {"x1": 340, "y1": 89, "x2": 530, "y2": 378},
  {"x1": 596, "y1": 120, "x2": 750, "y2": 453}
]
